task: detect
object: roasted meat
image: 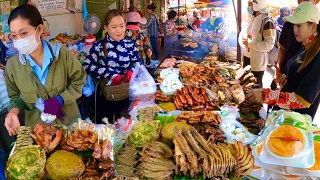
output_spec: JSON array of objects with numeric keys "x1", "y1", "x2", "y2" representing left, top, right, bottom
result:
[
  {"x1": 98, "y1": 158, "x2": 114, "y2": 170},
  {"x1": 61, "y1": 129, "x2": 96, "y2": 152},
  {"x1": 31, "y1": 124, "x2": 63, "y2": 153},
  {"x1": 92, "y1": 143, "x2": 102, "y2": 159},
  {"x1": 102, "y1": 139, "x2": 112, "y2": 159}
]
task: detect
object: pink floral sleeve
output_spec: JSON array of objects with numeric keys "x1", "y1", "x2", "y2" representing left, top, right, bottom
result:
[
  {"x1": 165, "y1": 21, "x2": 178, "y2": 36},
  {"x1": 262, "y1": 89, "x2": 306, "y2": 109}
]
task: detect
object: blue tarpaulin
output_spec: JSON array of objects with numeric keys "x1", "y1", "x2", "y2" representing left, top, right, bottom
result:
[
  {"x1": 208, "y1": 0, "x2": 232, "y2": 6},
  {"x1": 0, "y1": 150, "x2": 5, "y2": 180}
]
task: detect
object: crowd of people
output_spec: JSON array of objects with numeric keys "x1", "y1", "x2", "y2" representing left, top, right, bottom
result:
[
  {"x1": 242, "y1": 0, "x2": 320, "y2": 119},
  {"x1": 2, "y1": 0, "x2": 320, "y2": 136},
  {"x1": 0, "y1": 2, "x2": 206, "y2": 136}
]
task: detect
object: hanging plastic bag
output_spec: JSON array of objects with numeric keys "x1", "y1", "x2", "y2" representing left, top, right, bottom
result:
[
  {"x1": 129, "y1": 64, "x2": 156, "y2": 101},
  {"x1": 82, "y1": 76, "x2": 95, "y2": 97}
]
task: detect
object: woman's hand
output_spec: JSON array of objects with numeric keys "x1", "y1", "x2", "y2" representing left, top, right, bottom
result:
[
  {"x1": 277, "y1": 73, "x2": 287, "y2": 89},
  {"x1": 246, "y1": 89, "x2": 263, "y2": 104},
  {"x1": 0, "y1": 63, "x2": 5, "y2": 70},
  {"x1": 242, "y1": 38, "x2": 249, "y2": 47},
  {"x1": 5, "y1": 109, "x2": 20, "y2": 136}
]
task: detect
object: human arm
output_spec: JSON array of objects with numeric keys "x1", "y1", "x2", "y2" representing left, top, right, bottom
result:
[
  {"x1": 142, "y1": 33, "x2": 153, "y2": 60},
  {"x1": 248, "y1": 21, "x2": 276, "y2": 52},
  {"x1": 82, "y1": 41, "x2": 118, "y2": 80},
  {"x1": 277, "y1": 23, "x2": 291, "y2": 70},
  {"x1": 249, "y1": 54, "x2": 320, "y2": 109},
  {"x1": 247, "y1": 89, "x2": 306, "y2": 110},
  {"x1": 277, "y1": 45, "x2": 287, "y2": 70},
  {"x1": 130, "y1": 43, "x2": 143, "y2": 71},
  {"x1": 58, "y1": 48, "x2": 86, "y2": 105},
  {"x1": 143, "y1": 15, "x2": 155, "y2": 28},
  {"x1": 4, "y1": 62, "x2": 22, "y2": 135},
  {"x1": 5, "y1": 62, "x2": 25, "y2": 112}
]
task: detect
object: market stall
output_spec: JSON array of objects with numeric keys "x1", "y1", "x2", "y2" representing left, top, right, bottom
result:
[
  {"x1": 4, "y1": 30, "x2": 320, "y2": 178},
  {"x1": 5, "y1": 55, "x2": 319, "y2": 180},
  {"x1": 3, "y1": 0, "x2": 320, "y2": 179}
]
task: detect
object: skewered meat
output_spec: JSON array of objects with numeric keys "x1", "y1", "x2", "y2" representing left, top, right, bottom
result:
[
  {"x1": 99, "y1": 158, "x2": 114, "y2": 170},
  {"x1": 92, "y1": 143, "x2": 102, "y2": 159},
  {"x1": 91, "y1": 139, "x2": 113, "y2": 160},
  {"x1": 61, "y1": 129, "x2": 96, "y2": 151},
  {"x1": 102, "y1": 139, "x2": 112, "y2": 159},
  {"x1": 100, "y1": 168, "x2": 115, "y2": 180}
]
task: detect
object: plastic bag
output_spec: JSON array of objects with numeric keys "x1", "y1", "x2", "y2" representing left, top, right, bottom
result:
[
  {"x1": 128, "y1": 100, "x2": 160, "y2": 122},
  {"x1": 129, "y1": 64, "x2": 156, "y2": 101},
  {"x1": 220, "y1": 105, "x2": 240, "y2": 119},
  {"x1": 219, "y1": 118, "x2": 256, "y2": 145},
  {"x1": 0, "y1": 77, "x2": 9, "y2": 112},
  {"x1": 160, "y1": 77, "x2": 183, "y2": 95},
  {"x1": 82, "y1": 76, "x2": 95, "y2": 97},
  {"x1": 160, "y1": 68, "x2": 180, "y2": 79},
  {"x1": 116, "y1": 117, "x2": 136, "y2": 134}
]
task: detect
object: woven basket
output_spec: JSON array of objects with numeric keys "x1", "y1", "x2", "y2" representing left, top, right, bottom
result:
[{"x1": 15, "y1": 126, "x2": 33, "y2": 151}]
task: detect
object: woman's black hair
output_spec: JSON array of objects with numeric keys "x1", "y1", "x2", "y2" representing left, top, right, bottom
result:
[
  {"x1": 168, "y1": 10, "x2": 177, "y2": 20},
  {"x1": 127, "y1": 22, "x2": 139, "y2": 25},
  {"x1": 147, "y1": 3, "x2": 156, "y2": 11},
  {"x1": 8, "y1": 4, "x2": 43, "y2": 26}
]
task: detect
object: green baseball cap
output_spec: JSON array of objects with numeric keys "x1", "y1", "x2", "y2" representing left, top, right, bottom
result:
[{"x1": 283, "y1": 2, "x2": 320, "y2": 24}]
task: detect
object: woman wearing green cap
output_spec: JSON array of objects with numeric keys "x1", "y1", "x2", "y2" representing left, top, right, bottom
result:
[{"x1": 247, "y1": 2, "x2": 320, "y2": 119}]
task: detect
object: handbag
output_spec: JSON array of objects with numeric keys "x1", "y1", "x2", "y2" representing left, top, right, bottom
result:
[{"x1": 98, "y1": 78, "x2": 129, "y2": 101}]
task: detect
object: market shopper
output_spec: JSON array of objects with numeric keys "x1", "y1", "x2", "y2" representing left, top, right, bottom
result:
[
  {"x1": 248, "y1": 2, "x2": 320, "y2": 119},
  {"x1": 83, "y1": 9, "x2": 142, "y2": 122},
  {"x1": 4, "y1": 4, "x2": 86, "y2": 135},
  {"x1": 125, "y1": 11, "x2": 153, "y2": 65},
  {"x1": 192, "y1": 12, "x2": 201, "y2": 29},
  {"x1": 164, "y1": 10, "x2": 185, "y2": 51},
  {"x1": 241, "y1": 1, "x2": 254, "y2": 68},
  {"x1": 144, "y1": 3, "x2": 159, "y2": 60},
  {"x1": 242, "y1": 0, "x2": 276, "y2": 88},
  {"x1": 274, "y1": 6, "x2": 291, "y2": 30},
  {"x1": 276, "y1": 0, "x2": 319, "y2": 75}
]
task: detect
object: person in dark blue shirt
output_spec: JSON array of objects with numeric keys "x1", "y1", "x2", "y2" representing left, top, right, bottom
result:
[
  {"x1": 83, "y1": 10, "x2": 142, "y2": 123},
  {"x1": 248, "y1": 2, "x2": 320, "y2": 119}
]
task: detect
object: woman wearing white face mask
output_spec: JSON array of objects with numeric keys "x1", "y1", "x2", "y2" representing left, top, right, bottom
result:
[{"x1": 4, "y1": 4, "x2": 86, "y2": 136}]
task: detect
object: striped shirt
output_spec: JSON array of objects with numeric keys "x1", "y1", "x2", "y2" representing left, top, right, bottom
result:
[{"x1": 144, "y1": 13, "x2": 159, "y2": 37}]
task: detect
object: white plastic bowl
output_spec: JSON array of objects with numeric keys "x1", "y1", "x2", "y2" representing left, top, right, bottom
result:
[{"x1": 266, "y1": 126, "x2": 308, "y2": 160}]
